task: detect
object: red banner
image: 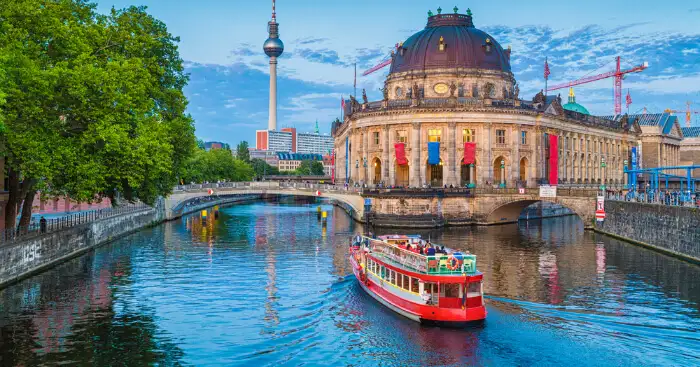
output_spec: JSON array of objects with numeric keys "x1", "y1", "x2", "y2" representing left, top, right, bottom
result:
[
  {"x1": 549, "y1": 135, "x2": 559, "y2": 185},
  {"x1": 463, "y1": 142, "x2": 476, "y2": 165},
  {"x1": 394, "y1": 143, "x2": 408, "y2": 165}
]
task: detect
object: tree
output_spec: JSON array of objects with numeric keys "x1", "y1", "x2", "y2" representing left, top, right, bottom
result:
[
  {"x1": 250, "y1": 158, "x2": 279, "y2": 178},
  {"x1": 0, "y1": 1, "x2": 196, "y2": 230},
  {"x1": 295, "y1": 160, "x2": 325, "y2": 176},
  {"x1": 180, "y1": 148, "x2": 253, "y2": 183},
  {"x1": 236, "y1": 141, "x2": 250, "y2": 163}
]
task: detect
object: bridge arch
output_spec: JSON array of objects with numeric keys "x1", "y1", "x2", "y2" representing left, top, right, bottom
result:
[{"x1": 484, "y1": 198, "x2": 593, "y2": 225}]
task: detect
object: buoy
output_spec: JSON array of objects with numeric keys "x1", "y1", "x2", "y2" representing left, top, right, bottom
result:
[
  {"x1": 207, "y1": 188, "x2": 214, "y2": 195},
  {"x1": 316, "y1": 190, "x2": 321, "y2": 196}
]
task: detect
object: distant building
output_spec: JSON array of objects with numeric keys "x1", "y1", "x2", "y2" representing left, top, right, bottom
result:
[
  {"x1": 256, "y1": 128, "x2": 296, "y2": 152},
  {"x1": 681, "y1": 127, "x2": 700, "y2": 171},
  {"x1": 297, "y1": 132, "x2": 334, "y2": 155},
  {"x1": 249, "y1": 148, "x2": 280, "y2": 166},
  {"x1": 276, "y1": 152, "x2": 326, "y2": 173},
  {"x1": 204, "y1": 141, "x2": 230, "y2": 151}
]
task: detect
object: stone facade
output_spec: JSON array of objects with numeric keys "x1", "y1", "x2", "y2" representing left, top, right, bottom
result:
[
  {"x1": 335, "y1": 108, "x2": 638, "y2": 189},
  {"x1": 596, "y1": 200, "x2": 700, "y2": 262}
]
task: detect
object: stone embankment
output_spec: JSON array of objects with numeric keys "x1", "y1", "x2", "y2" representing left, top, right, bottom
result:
[{"x1": 595, "y1": 200, "x2": 700, "y2": 263}]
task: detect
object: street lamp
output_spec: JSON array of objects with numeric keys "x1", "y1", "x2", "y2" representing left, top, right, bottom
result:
[
  {"x1": 623, "y1": 159, "x2": 629, "y2": 189},
  {"x1": 600, "y1": 156, "x2": 607, "y2": 191},
  {"x1": 499, "y1": 159, "x2": 506, "y2": 188},
  {"x1": 355, "y1": 160, "x2": 359, "y2": 169}
]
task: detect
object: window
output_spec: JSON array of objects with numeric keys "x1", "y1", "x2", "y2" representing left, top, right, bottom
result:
[
  {"x1": 521, "y1": 130, "x2": 528, "y2": 145},
  {"x1": 411, "y1": 278, "x2": 419, "y2": 293},
  {"x1": 403, "y1": 276, "x2": 410, "y2": 290},
  {"x1": 580, "y1": 139, "x2": 584, "y2": 151},
  {"x1": 496, "y1": 129, "x2": 506, "y2": 144},
  {"x1": 444, "y1": 283, "x2": 460, "y2": 298},
  {"x1": 428, "y1": 129, "x2": 442, "y2": 143},
  {"x1": 565, "y1": 137, "x2": 569, "y2": 150},
  {"x1": 463, "y1": 129, "x2": 476, "y2": 143},
  {"x1": 373, "y1": 131, "x2": 379, "y2": 145},
  {"x1": 587, "y1": 140, "x2": 590, "y2": 153},
  {"x1": 396, "y1": 130, "x2": 407, "y2": 143}
]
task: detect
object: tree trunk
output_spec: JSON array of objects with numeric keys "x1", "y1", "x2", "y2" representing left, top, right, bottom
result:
[
  {"x1": 16, "y1": 178, "x2": 31, "y2": 215},
  {"x1": 4, "y1": 168, "x2": 19, "y2": 231},
  {"x1": 18, "y1": 188, "x2": 37, "y2": 232}
]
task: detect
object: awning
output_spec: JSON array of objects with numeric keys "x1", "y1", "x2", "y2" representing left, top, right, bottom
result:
[
  {"x1": 463, "y1": 142, "x2": 476, "y2": 165},
  {"x1": 394, "y1": 143, "x2": 408, "y2": 165},
  {"x1": 428, "y1": 142, "x2": 440, "y2": 165}
]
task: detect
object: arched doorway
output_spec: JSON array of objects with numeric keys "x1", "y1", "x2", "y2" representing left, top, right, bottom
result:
[
  {"x1": 519, "y1": 157, "x2": 528, "y2": 185},
  {"x1": 395, "y1": 162, "x2": 409, "y2": 187},
  {"x1": 493, "y1": 156, "x2": 507, "y2": 188},
  {"x1": 461, "y1": 160, "x2": 477, "y2": 187},
  {"x1": 372, "y1": 158, "x2": 381, "y2": 185},
  {"x1": 427, "y1": 159, "x2": 443, "y2": 187}
]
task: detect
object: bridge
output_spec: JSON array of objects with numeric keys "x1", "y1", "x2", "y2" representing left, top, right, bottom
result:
[{"x1": 167, "y1": 183, "x2": 598, "y2": 227}]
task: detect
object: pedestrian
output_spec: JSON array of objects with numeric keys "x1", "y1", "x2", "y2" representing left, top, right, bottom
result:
[{"x1": 40, "y1": 216, "x2": 47, "y2": 233}]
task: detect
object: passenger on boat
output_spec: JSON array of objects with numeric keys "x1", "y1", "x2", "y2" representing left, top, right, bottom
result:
[
  {"x1": 405, "y1": 243, "x2": 412, "y2": 251},
  {"x1": 421, "y1": 290, "x2": 432, "y2": 305},
  {"x1": 418, "y1": 246, "x2": 424, "y2": 255},
  {"x1": 426, "y1": 245, "x2": 436, "y2": 256}
]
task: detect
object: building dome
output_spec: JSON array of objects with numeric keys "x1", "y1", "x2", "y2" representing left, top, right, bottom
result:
[
  {"x1": 264, "y1": 37, "x2": 284, "y2": 58},
  {"x1": 389, "y1": 9, "x2": 511, "y2": 74},
  {"x1": 562, "y1": 88, "x2": 590, "y2": 115}
]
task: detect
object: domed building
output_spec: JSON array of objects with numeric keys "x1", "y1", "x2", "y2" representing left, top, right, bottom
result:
[
  {"x1": 562, "y1": 88, "x2": 590, "y2": 115},
  {"x1": 333, "y1": 8, "x2": 641, "y2": 188}
]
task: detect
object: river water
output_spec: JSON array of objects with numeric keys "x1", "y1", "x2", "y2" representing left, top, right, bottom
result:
[{"x1": 0, "y1": 201, "x2": 698, "y2": 366}]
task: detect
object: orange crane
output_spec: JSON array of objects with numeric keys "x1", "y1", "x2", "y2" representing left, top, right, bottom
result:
[
  {"x1": 546, "y1": 56, "x2": 648, "y2": 115},
  {"x1": 664, "y1": 102, "x2": 700, "y2": 127},
  {"x1": 362, "y1": 43, "x2": 401, "y2": 76}
]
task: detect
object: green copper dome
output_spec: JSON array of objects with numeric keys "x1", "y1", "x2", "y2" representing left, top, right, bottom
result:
[{"x1": 562, "y1": 87, "x2": 590, "y2": 115}]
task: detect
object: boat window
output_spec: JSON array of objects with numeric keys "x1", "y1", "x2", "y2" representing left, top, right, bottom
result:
[
  {"x1": 467, "y1": 281, "x2": 481, "y2": 295},
  {"x1": 402, "y1": 276, "x2": 410, "y2": 291},
  {"x1": 443, "y1": 283, "x2": 460, "y2": 298},
  {"x1": 380, "y1": 266, "x2": 385, "y2": 278},
  {"x1": 391, "y1": 271, "x2": 397, "y2": 285},
  {"x1": 411, "y1": 278, "x2": 419, "y2": 293}
]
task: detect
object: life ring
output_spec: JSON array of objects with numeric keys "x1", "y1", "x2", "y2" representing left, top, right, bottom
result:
[{"x1": 446, "y1": 255, "x2": 462, "y2": 271}]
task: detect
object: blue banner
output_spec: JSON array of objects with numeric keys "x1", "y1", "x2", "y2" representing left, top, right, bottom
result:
[
  {"x1": 428, "y1": 142, "x2": 440, "y2": 165},
  {"x1": 630, "y1": 146, "x2": 638, "y2": 189}
]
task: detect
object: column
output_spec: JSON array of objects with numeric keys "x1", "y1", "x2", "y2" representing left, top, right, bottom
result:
[
  {"x1": 362, "y1": 127, "x2": 369, "y2": 184},
  {"x1": 410, "y1": 122, "x2": 421, "y2": 187},
  {"x1": 447, "y1": 122, "x2": 457, "y2": 187},
  {"x1": 486, "y1": 123, "x2": 493, "y2": 185},
  {"x1": 382, "y1": 125, "x2": 390, "y2": 185},
  {"x1": 512, "y1": 125, "x2": 520, "y2": 187}
]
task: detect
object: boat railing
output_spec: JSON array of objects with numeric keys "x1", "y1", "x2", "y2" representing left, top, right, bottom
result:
[{"x1": 363, "y1": 236, "x2": 477, "y2": 275}]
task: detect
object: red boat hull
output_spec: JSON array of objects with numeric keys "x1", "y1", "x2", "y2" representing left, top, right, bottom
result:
[{"x1": 349, "y1": 251, "x2": 486, "y2": 326}]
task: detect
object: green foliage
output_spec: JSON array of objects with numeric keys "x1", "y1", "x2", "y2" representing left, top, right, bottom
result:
[
  {"x1": 295, "y1": 160, "x2": 325, "y2": 176},
  {"x1": 0, "y1": 0, "x2": 196, "y2": 227},
  {"x1": 250, "y1": 158, "x2": 279, "y2": 177},
  {"x1": 236, "y1": 141, "x2": 250, "y2": 163},
  {"x1": 181, "y1": 148, "x2": 253, "y2": 183}
]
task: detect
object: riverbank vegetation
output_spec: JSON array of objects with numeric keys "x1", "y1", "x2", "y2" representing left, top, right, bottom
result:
[
  {"x1": 0, "y1": 0, "x2": 196, "y2": 230},
  {"x1": 181, "y1": 147, "x2": 254, "y2": 184}
]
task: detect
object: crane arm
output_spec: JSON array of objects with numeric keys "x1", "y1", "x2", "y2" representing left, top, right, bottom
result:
[
  {"x1": 362, "y1": 59, "x2": 392, "y2": 76},
  {"x1": 547, "y1": 62, "x2": 648, "y2": 92}
]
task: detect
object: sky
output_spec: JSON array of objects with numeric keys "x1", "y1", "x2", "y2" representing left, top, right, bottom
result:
[{"x1": 94, "y1": 0, "x2": 700, "y2": 146}]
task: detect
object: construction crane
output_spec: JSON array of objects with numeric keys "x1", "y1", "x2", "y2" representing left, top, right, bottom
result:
[
  {"x1": 362, "y1": 43, "x2": 400, "y2": 76},
  {"x1": 664, "y1": 102, "x2": 700, "y2": 127},
  {"x1": 547, "y1": 56, "x2": 649, "y2": 115}
]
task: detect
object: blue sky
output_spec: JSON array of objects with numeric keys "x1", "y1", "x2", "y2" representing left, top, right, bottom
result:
[{"x1": 95, "y1": 1, "x2": 700, "y2": 146}]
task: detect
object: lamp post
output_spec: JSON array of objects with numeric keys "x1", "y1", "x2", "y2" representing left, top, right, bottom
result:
[
  {"x1": 623, "y1": 159, "x2": 628, "y2": 189},
  {"x1": 600, "y1": 156, "x2": 607, "y2": 191},
  {"x1": 499, "y1": 160, "x2": 506, "y2": 188},
  {"x1": 469, "y1": 164, "x2": 475, "y2": 188}
]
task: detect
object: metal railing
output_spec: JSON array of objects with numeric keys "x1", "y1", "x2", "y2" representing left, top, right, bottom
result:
[
  {"x1": 1, "y1": 203, "x2": 150, "y2": 245},
  {"x1": 608, "y1": 190, "x2": 700, "y2": 208},
  {"x1": 364, "y1": 236, "x2": 477, "y2": 275}
]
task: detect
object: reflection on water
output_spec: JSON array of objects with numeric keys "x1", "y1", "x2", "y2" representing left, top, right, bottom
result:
[{"x1": 0, "y1": 202, "x2": 699, "y2": 366}]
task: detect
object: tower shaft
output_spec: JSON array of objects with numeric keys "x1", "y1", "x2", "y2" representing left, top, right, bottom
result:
[{"x1": 268, "y1": 57, "x2": 278, "y2": 131}]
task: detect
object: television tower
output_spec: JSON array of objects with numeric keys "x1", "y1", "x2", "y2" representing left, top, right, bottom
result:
[{"x1": 263, "y1": 0, "x2": 284, "y2": 131}]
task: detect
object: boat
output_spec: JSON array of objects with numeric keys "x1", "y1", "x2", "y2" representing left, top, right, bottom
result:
[{"x1": 348, "y1": 234, "x2": 486, "y2": 326}]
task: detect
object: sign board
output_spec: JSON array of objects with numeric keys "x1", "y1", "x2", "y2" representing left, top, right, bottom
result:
[
  {"x1": 539, "y1": 185, "x2": 557, "y2": 198},
  {"x1": 596, "y1": 196, "x2": 605, "y2": 211},
  {"x1": 518, "y1": 188, "x2": 525, "y2": 194},
  {"x1": 364, "y1": 198, "x2": 372, "y2": 206},
  {"x1": 595, "y1": 210, "x2": 606, "y2": 221}
]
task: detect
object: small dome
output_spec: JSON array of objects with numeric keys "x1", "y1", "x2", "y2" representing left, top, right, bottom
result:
[
  {"x1": 562, "y1": 88, "x2": 590, "y2": 115},
  {"x1": 390, "y1": 10, "x2": 511, "y2": 74}
]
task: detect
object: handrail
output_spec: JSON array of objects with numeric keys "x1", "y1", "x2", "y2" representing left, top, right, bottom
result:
[{"x1": 359, "y1": 236, "x2": 477, "y2": 275}]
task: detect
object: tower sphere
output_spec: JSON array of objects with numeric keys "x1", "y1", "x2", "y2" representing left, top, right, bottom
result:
[{"x1": 264, "y1": 37, "x2": 284, "y2": 58}]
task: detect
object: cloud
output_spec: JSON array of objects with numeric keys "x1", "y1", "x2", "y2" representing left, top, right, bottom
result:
[
  {"x1": 295, "y1": 48, "x2": 346, "y2": 66},
  {"x1": 690, "y1": 8, "x2": 700, "y2": 13},
  {"x1": 295, "y1": 37, "x2": 329, "y2": 45}
]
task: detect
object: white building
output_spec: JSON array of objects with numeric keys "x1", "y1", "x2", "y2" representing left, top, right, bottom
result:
[{"x1": 298, "y1": 132, "x2": 334, "y2": 155}]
